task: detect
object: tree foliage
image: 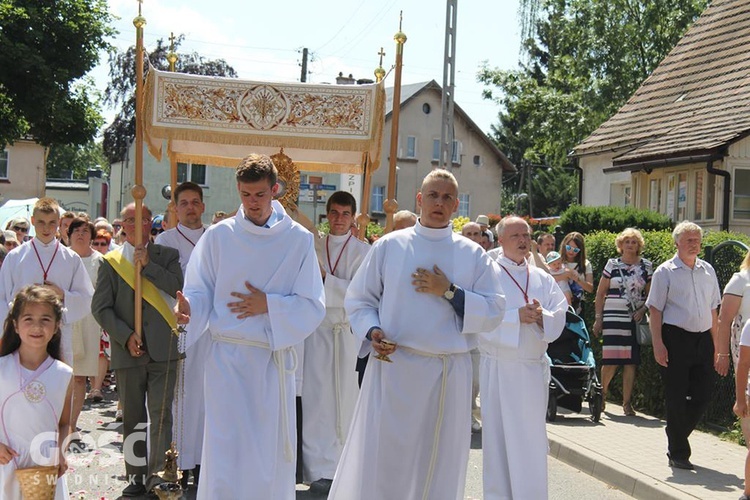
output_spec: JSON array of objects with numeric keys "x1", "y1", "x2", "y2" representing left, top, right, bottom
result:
[
  {"x1": 480, "y1": 0, "x2": 709, "y2": 170},
  {"x1": 102, "y1": 35, "x2": 238, "y2": 164},
  {"x1": 0, "y1": 0, "x2": 114, "y2": 147},
  {"x1": 46, "y1": 140, "x2": 107, "y2": 179}
]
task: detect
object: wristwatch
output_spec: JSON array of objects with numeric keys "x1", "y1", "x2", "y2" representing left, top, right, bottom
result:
[{"x1": 443, "y1": 283, "x2": 457, "y2": 300}]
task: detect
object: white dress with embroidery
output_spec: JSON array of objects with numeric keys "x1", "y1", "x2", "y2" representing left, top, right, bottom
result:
[{"x1": 0, "y1": 353, "x2": 72, "y2": 499}]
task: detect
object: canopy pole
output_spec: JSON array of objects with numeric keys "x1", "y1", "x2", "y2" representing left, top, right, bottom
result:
[
  {"x1": 358, "y1": 152, "x2": 372, "y2": 241},
  {"x1": 384, "y1": 13, "x2": 407, "y2": 234},
  {"x1": 132, "y1": 3, "x2": 147, "y2": 337},
  {"x1": 167, "y1": 34, "x2": 179, "y2": 228}
]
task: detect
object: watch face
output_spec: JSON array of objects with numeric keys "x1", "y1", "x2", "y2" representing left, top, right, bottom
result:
[{"x1": 444, "y1": 290, "x2": 455, "y2": 300}]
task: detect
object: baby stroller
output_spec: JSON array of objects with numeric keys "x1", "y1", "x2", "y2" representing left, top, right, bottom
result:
[{"x1": 546, "y1": 308, "x2": 603, "y2": 422}]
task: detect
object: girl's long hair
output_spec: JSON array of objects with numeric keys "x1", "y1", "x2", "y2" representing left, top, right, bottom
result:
[
  {"x1": 0, "y1": 285, "x2": 63, "y2": 360},
  {"x1": 560, "y1": 231, "x2": 587, "y2": 273}
]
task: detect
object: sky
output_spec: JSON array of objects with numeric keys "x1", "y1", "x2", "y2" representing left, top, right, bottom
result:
[{"x1": 92, "y1": 0, "x2": 523, "y2": 136}]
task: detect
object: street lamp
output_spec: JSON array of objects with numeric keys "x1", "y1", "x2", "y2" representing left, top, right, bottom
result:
[{"x1": 516, "y1": 192, "x2": 529, "y2": 216}]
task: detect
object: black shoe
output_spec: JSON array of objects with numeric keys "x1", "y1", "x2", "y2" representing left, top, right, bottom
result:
[
  {"x1": 309, "y1": 478, "x2": 333, "y2": 495},
  {"x1": 668, "y1": 457, "x2": 694, "y2": 470},
  {"x1": 122, "y1": 482, "x2": 146, "y2": 497}
]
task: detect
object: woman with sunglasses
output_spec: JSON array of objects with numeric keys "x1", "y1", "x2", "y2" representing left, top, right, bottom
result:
[{"x1": 557, "y1": 232, "x2": 594, "y2": 315}]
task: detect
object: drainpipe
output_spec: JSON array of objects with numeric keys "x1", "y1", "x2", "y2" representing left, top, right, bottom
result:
[
  {"x1": 572, "y1": 158, "x2": 583, "y2": 204},
  {"x1": 706, "y1": 157, "x2": 730, "y2": 231}
]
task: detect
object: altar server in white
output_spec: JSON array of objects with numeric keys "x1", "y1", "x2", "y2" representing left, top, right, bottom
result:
[
  {"x1": 174, "y1": 154, "x2": 326, "y2": 500},
  {"x1": 302, "y1": 191, "x2": 370, "y2": 495},
  {"x1": 0, "y1": 198, "x2": 94, "y2": 366},
  {"x1": 154, "y1": 181, "x2": 208, "y2": 487},
  {"x1": 0, "y1": 285, "x2": 74, "y2": 500},
  {"x1": 330, "y1": 169, "x2": 505, "y2": 500},
  {"x1": 481, "y1": 216, "x2": 567, "y2": 500}
]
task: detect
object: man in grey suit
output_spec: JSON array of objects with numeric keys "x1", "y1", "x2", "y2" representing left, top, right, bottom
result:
[{"x1": 92, "y1": 202, "x2": 183, "y2": 497}]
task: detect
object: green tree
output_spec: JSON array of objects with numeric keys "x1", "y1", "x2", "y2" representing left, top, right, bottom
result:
[
  {"x1": 481, "y1": 0, "x2": 708, "y2": 170},
  {"x1": 46, "y1": 140, "x2": 107, "y2": 179},
  {"x1": 0, "y1": 0, "x2": 114, "y2": 146},
  {"x1": 103, "y1": 35, "x2": 238, "y2": 164}
]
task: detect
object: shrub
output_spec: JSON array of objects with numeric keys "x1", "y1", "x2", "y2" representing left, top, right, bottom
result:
[
  {"x1": 559, "y1": 205, "x2": 673, "y2": 235},
  {"x1": 452, "y1": 216, "x2": 470, "y2": 233}
]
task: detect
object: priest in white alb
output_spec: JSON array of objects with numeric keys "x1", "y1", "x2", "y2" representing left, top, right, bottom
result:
[
  {"x1": 329, "y1": 169, "x2": 505, "y2": 500},
  {"x1": 480, "y1": 216, "x2": 567, "y2": 500},
  {"x1": 301, "y1": 191, "x2": 370, "y2": 495},
  {"x1": 154, "y1": 181, "x2": 208, "y2": 488},
  {"x1": 174, "y1": 154, "x2": 326, "y2": 500},
  {"x1": 0, "y1": 197, "x2": 94, "y2": 365}
]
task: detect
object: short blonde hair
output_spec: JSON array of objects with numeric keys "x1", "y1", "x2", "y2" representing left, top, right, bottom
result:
[
  {"x1": 672, "y1": 221, "x2": 702, "y2": 243},
  {"x1": 615, "y1": 227, "x2": 645, "y2": 255},
  {"x1": 420, "y1": 169, "x2": 458, "y2": 192}
]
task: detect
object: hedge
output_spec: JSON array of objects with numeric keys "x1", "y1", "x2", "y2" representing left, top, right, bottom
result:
[
  {"x1": 559, "y1": 205, "x2": 674, "y2": 235},
  {"x1": 583, "y1": 229, "x2": 750, "y2": 427}
]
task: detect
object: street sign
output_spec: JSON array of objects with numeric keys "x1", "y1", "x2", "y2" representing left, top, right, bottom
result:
[{"x1": 300, "y1": 183, "x2": 336, "y2": 191}]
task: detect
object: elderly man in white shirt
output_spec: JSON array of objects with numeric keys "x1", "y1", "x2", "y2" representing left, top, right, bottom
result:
[{"x1": 646, "y1": 221, "x2": 721, "y2": 470}]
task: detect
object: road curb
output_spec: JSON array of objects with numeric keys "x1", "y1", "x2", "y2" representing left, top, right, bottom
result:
[{"x1": 548, "y1": 432, "x2": 701, "y2": 499}]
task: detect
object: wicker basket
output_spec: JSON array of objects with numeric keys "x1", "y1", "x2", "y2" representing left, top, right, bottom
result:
[{"x1": 16, "y1": 465, "x2": 58, "y2": 500}]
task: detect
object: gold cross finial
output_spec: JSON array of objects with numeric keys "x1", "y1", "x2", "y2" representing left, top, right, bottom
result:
[
  {"x1": 169, "y1": 32, "x2": 176, "y2": 52},
  {"x1": 399, "y1": 10, "x2": 403, "y2": 31},
  {"x1": 378, "y1": 47, "x2": 386, "y2": 67},
  {"x1": 137, "y1": 0, "x2": 143, "y2": 16}
]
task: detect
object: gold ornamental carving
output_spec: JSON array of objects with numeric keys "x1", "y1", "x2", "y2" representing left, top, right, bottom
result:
[{"x1": 271, "y1": 149, "x2": 300, "y2": 209}]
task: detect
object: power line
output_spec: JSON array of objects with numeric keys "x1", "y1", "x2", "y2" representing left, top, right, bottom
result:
[{"x1": 314, "y1": 0, "x2": 370, "y2": 52}]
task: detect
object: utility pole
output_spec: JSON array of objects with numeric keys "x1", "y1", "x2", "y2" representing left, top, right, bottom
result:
[
  {"x1": 440, "y1": 0, "x2": 457, "y2": 170},
  {"x1": 300, "y1": 47, "x2": 309, "y2": 82}
]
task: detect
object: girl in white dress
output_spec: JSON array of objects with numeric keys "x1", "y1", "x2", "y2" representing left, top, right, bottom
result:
[{"x1": 0, "y1": 285, "x2": 73, "y2": 499}]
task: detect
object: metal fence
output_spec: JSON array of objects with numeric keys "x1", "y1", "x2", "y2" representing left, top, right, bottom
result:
[{"x1": 703, "y1": 240, "x2": 750, "y2": 429}]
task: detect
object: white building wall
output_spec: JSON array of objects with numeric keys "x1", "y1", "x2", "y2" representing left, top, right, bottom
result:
[{"x1": 370, "y1": 89, "x2": 504, "y2": 222}]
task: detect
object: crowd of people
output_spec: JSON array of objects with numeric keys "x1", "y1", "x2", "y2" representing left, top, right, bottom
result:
[{"x1": 0, "y1": 152, "x2": 743, "y2": 499}]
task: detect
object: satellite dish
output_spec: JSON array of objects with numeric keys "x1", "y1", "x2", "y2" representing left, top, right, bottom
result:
[{"x1": 161, "y1": 185, "x2": 172, "y2": 200}]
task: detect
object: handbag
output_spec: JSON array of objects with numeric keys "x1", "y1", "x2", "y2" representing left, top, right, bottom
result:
[
  {"x1": 616, "y1": 260, "x2": 652, "y2": 345},
  {"x1": 635, "y1": 314, "x2": 652, "y2": 346}
]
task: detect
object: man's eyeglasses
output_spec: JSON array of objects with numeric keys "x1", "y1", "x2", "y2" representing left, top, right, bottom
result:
[
  {"x1": 565, "y1": 244, "x2": 581, "y2": 254},
  {"x1": 92, "y1": 241, "x2": 109, "y2": 247},
  {"x1": 12, "y1": 226, "x2": 28, "y2": 233}
]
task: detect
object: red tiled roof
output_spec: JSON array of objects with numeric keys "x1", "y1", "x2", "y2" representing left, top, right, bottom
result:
[{"x1": 572, "y1": 0, "x2": 750, "y2": 165}]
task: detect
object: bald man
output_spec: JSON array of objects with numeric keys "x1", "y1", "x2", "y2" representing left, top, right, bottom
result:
[
  {"x1": 462, "y1": 222, "x2": 483, "y2": 246},
  {"x1": 393, "y1": 210, "x2": 417, "y2": 230}
]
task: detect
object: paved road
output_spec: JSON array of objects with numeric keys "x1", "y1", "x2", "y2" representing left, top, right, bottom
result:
[{"x1": 68, "y1": 395, "x2": 629, "y2": 499}]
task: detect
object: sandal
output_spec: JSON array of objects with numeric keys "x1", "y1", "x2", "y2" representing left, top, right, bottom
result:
[
  {"x1": 623, "y1": 403, "x2": 636, "y2": 416},
  {"x1": 89, "y1": 389, "x2": 103, "y2": 403}
]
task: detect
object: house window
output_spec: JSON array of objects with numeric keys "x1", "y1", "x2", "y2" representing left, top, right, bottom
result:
[
  {"x1": 458, "y1": 193, "x2": 470, "y2": 217},
  {"x1": 649, "y1": 179, "x2": 661, "y2": 212},
  {"x1": 432, "y1": 139, "x2": 440, "y2": 161},
  {"x1": 0, "y1": 150, "x2": 7, "y2": 179},
  {"x1": 694, "y1": 171, "x2": 704, "y2": 220},
  {"x1": 371, "y1": 185, "x2": 385, "y2": 213},
  {"x1": 734, "y1": 168, "x2": 750, "y2": 220},
  {"x1": 406, "y1": 136, "x2": 417, "y2": 158},
  {"x1": 452, "y1": 140, "x2": 462, "y2": 165},
  {"x1": 693, "y1": 170, "x2": 715, "y2": 221},
  {"x1": 676, "y1": 172, "x2": 687, "y2": 221},
  {"x1": 705, "y1": 172, "x2": 716, "y2": 220},
  {"x1": 473, "y1": 155, "x2": 481, "y2": 167},
  {"x1": 177, "y1": 162, "x2": 207, "y2": 185}
]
